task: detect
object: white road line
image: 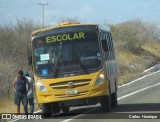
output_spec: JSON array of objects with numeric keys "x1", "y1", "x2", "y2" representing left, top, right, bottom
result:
[
  {"x1": 33, "y1": 110, "x2": 42, "y2": 113},
  {"x1": 144, "y1": 66, "x2": 156, "y2": 73},
  {"x1": 61, "y1": 82, "x2": 160, "y2": 122},
  {"x1": 118, "y1": 70, "x2": 160, "y2": 88},
  {"x1": 118, "y1": 82, "x2": 160, "y2": 100},
  {"x1": 62, "y1": 108, "x2": 98, "y2": 122},
  {"x1": 10, "y1": 118, "x2": 19, "y2": 122}
]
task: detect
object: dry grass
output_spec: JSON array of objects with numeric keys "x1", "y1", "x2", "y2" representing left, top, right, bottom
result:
[
  {"x1": 116, "y1": 41, "x2": 160, "y2": 85},
  {"x1": 116, "y1": 49, "x2": 153, "y2": 84},
  {"x1": 116, "y1": 50, "x2": 137, "y2": 65},
  {"x1": 116, "y1": 50, "x2": 140, "y2": 84},
  {"x1": 0, "y1": 97, "x2": 39, "y2": 113},
  {"x1": 142, "y1": 42, "x2": 160, "y2": 58},
  {"x1": 0, "y1": 98, "x2": 15, "y2": 113}
]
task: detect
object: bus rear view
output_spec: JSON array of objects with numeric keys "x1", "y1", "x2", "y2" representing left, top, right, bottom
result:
[{"x1": 30, "y1": 22, "x2": 118, "y2": 117}]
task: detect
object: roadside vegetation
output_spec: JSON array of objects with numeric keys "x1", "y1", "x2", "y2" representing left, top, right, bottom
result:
[
  {"x1": 0, "y1": 18, "x2": 160, "y2": 113},
  {"x1": 110, "y1": 19, "x2": 160, "y2": 84}
]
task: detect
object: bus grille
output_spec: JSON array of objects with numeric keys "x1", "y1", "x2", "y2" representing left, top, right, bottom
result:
[{"x1": 49, "y1": 79, "x2": 91, "y2": 89}]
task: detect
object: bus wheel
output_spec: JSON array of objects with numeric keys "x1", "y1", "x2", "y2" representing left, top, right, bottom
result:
[
  {"x1": 111, "y1": 92, "x2": 118, "y2": 107},
  {"x1": 52, "y1": 102, "x2": 61, "y2": 114},
  {"x1": 100, "y1": 95, "x2": 111, "y2": 112},
  {"x1": 42, "y1": 103, "x2": 52, "y2": 118},
  {"x1": 61, "y1": 106, "x2": 70, "y2": 113}
]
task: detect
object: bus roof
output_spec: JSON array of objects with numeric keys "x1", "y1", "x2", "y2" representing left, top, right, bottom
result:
[{"x1": 32, "y1": 22, "x2": 110, "y2": 36}]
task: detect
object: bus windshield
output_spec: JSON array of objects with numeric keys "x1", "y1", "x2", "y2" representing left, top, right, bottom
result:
[{"x1": 33, "y1": 31, "x2": 102, "y2": 78}]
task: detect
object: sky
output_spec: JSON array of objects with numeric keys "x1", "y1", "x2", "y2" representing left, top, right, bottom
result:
[{"x1": 0, "y1": 0, "x2": 160, "y2": 26}]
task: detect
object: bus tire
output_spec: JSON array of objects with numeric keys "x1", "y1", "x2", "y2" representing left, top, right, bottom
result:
[
  {"x1": 52, "y1": 102, "x2": 61, "y2": 114},
  {"x1": 42, "y1": 103, "x2": 52, "y2": 118},
  {"x1": 61, "y1": 106, "x2": 70, "y2": 113},
  {"x1": 111, "y1": 92, "x2": 118, "y2": 107},
  {"x1": 100, "y1": 95, "x2": 111, "y2": 112}
]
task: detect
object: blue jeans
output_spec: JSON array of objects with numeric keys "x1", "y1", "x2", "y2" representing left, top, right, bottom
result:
[{"x1": 28, "y1": 98, "x2": 34, "y2": 113}]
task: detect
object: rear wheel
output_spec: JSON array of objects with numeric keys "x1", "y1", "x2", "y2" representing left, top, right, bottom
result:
[
  {"x1": 111, "y1": 92, "x2": 118, "y2": 107},
  {"x1": 42, "y1": 103, "x2": 52, "y2": 118},
  {"x1": 100, "y1": 95, "x2": 111, "y2": 112}
]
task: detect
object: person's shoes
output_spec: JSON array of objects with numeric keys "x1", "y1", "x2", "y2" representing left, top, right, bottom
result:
[{"x1": 30, "y1": 113, "x2": 33, "y2": 115}]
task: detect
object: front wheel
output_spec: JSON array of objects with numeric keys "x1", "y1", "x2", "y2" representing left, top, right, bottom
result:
[
  {"x1": 52, "y1": 102, "x2": 61, "y2": 114},
  {"x1": 61, "y1": 106, "x2": 70, "y2": 113},
  {"x1": 100, "y1": 95, "x2": 111, "y2": 112},
  {"x1": 42, "y1": 103, "x2": 52, "y2": 118},
  {"x1": 111, "y1": 92, "x2": 118, "y2": 107}
]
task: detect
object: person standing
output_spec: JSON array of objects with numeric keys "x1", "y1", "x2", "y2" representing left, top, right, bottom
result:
[
  {"x1": 23, "y1": 71, "x2": 34, "y2": 114},
  {"x1": 13, "y1": 70, "x2": 30, "y2": 114}
]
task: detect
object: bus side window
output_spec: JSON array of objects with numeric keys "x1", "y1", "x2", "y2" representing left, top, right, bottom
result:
[
  {"x1": 102, "y1": 34, "x2": 108, "y2": 52},
  {"x1": 108, "y1": 33, "x2": 113, "y2": 50},
  {"x1": 107, "y1": 33, "x2": 112, "y2": 60},
  {"x1": 106, "y1": 33, "x2": 111, "y2": 51},
  {"x1": 105, "y1": 33, "x2": 109, "y2": 60},
  {"x1": 108, "y1": 33, "x2": 115, "y2": 60}
]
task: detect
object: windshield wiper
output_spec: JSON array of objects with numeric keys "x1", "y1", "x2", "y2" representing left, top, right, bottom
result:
[{"x1": 53, "y1": 42, "x2": 62, "y2": 78}]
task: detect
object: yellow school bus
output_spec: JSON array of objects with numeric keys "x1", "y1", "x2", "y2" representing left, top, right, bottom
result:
[{"x1": 29, "y1": 22, "x2": 118, "y2": 117}]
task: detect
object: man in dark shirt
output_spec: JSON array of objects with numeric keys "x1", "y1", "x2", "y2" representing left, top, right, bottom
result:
[{"x1": 13, "y1": 70, "x2": 30, "y2": 114}]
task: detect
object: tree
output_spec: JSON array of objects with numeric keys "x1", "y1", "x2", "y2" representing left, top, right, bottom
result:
[{"x1": 59, "y1": 17, "x2": 80, "y2": 23}]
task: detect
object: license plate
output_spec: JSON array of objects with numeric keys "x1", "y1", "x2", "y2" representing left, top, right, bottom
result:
[{"x1": 66, "y1": 90, "x2": 78, "y2": 95}]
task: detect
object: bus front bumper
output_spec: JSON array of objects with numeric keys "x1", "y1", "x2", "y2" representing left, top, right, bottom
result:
[{"x1": 36, "y1": 83, "x2": 109, "y2": 104}]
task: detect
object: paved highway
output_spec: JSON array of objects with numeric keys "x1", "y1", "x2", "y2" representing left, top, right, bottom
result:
[{"x1": 12, "y1": 71, "x2": 160, "y2": 122}]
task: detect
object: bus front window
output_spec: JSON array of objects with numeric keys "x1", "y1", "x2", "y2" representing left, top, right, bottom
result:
[{"x1": 33, "y1": 31, "x2": 102, "y2": 77}]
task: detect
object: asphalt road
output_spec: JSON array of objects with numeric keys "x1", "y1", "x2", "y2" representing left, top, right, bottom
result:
[{"x1": 13, "y1": 71, "x2": 160, "y2": 122}]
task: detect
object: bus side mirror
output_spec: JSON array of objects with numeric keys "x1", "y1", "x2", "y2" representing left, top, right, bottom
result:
[
  {"x1": 102, "y1": 40, "x2": 108, "y2": 52},
  {"x1": 27, "y1": 42, "x2": 32, "y2": 65},
  {"x1": 28, "y1": 53, "x2": 32, "y2": 65}
]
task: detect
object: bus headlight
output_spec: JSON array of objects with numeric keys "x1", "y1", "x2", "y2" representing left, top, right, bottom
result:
[
  {"x1": 95, "y1": 73, "x2": 105, "y2": 85},
  {"x1": 36, "y1": 80, "x2": 47, "y2": 92}
]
